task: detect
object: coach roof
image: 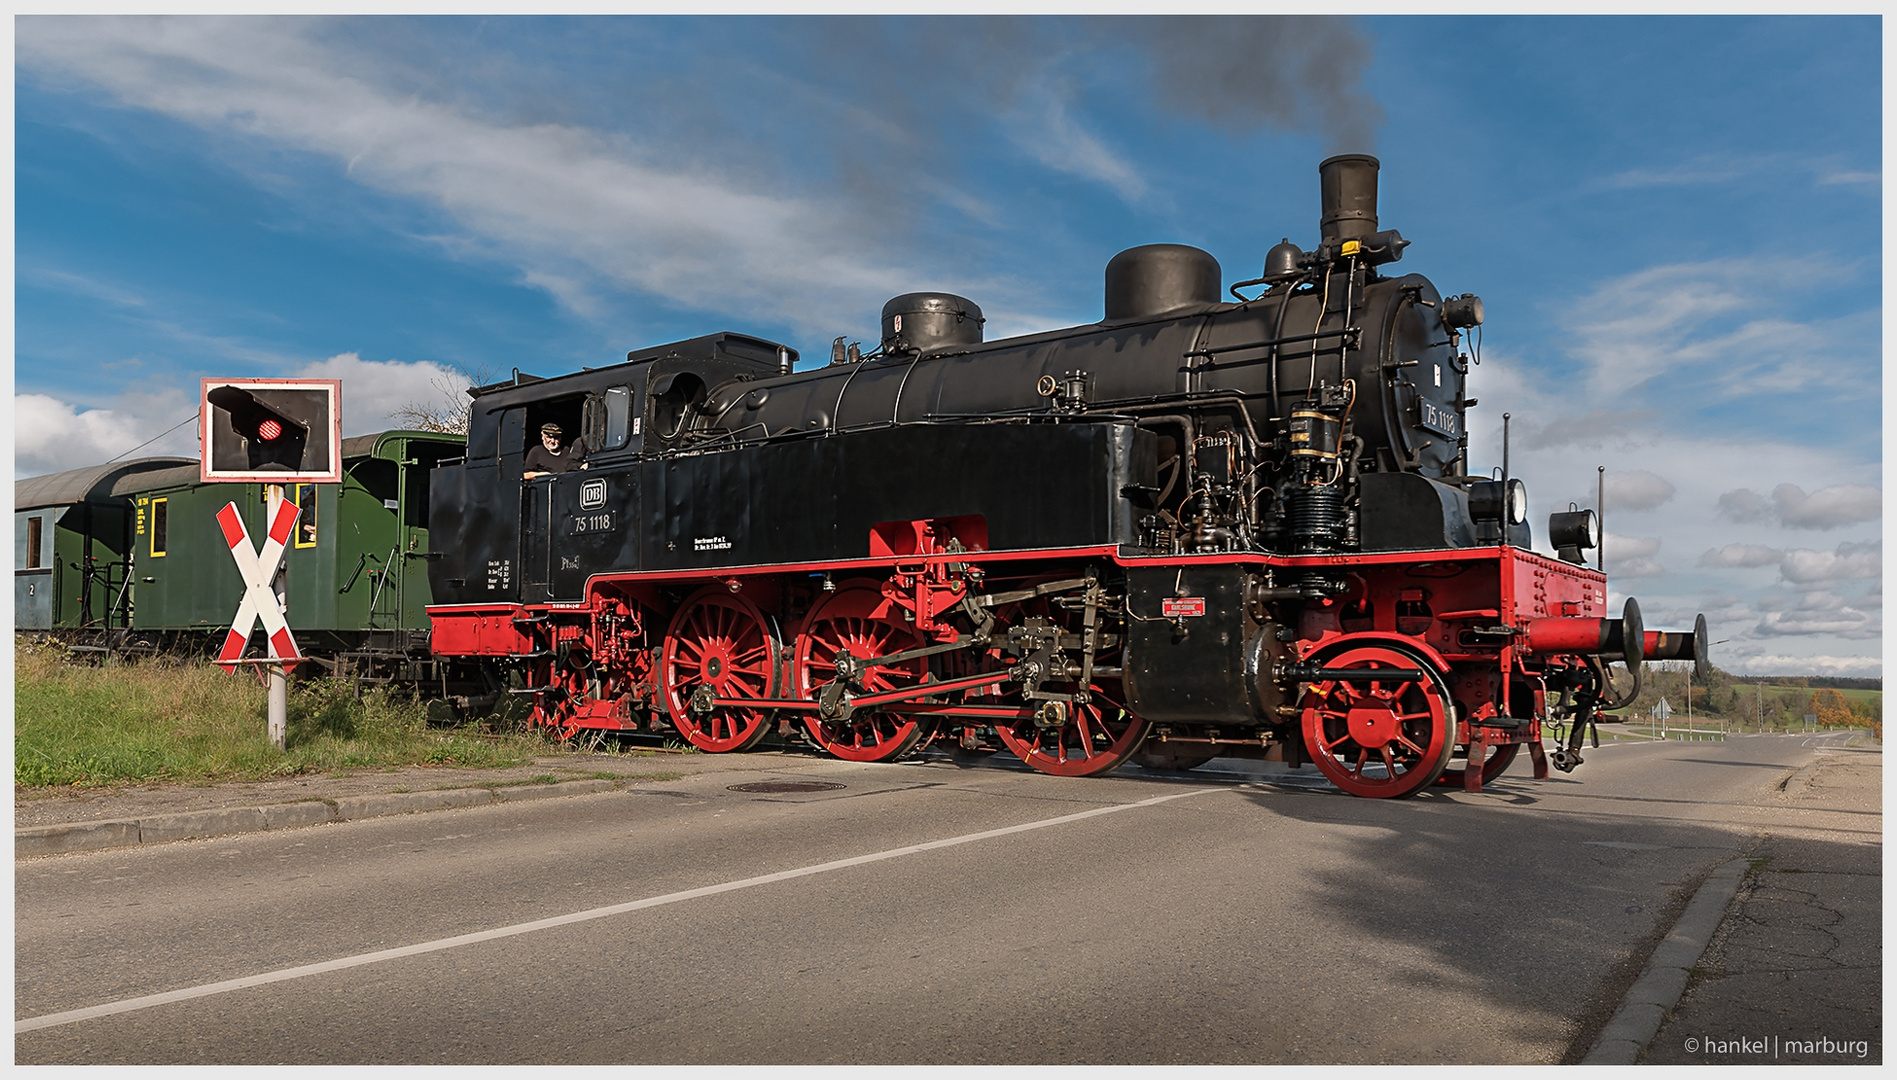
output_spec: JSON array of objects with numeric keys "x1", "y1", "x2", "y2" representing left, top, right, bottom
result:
[{"x1": 14, "y1": 457, "x2": 198, "y2": 511}]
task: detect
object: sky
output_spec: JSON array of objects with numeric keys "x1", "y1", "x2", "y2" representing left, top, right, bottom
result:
[{"x1": 11, "y1": 15, "x2": 1883, "y2": 677}]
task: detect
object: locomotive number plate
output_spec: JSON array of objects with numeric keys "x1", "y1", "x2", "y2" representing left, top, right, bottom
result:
[
  {"x1": 571, "y1": 511, "x2": 615, "y2": 534},
  {"x1": 1161, "y1": 597, "x2": 1207, "y2": 618},
  {"x1": 1418, "y1": 398, "x2": 1460, "y2": 438}
]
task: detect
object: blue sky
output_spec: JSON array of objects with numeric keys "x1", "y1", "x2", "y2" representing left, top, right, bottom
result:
[{"x1": 12, "y1": 15, "x2": 1882, "y2": 676}]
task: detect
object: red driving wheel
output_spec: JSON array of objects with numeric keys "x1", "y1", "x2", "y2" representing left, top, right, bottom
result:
[
  {"x1": 661, "y1": 587, "x2": 778, "y2": 752},
  {"x1": 995, "y1": 682, "x2": 1149, "y2": 778},
  {"x1": 794, "y1": 585, "x2": 930, "y2": 763}
]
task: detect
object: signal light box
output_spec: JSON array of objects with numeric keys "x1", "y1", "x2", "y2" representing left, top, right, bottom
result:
[{"x1": 200, "y1": 378, "x2": 343, "y2": 484}]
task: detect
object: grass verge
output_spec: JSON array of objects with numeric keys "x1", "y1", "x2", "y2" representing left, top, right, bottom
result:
[{"x1": 15, "y1": 638, "x2": 551, "y2": 788}]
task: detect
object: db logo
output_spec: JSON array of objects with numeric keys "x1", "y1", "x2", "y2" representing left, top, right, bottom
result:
[
  {"x1": 580, "y1": 478, "x2": 607, "y2": 510},
  {"x1": 1161, "y1": 597, "x2": 1206, "y2": 618}
]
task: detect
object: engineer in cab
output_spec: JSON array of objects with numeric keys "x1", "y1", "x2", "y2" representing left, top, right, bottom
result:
[{"x1": 523, "y1": 422, "x2": 587, "y2": 479}]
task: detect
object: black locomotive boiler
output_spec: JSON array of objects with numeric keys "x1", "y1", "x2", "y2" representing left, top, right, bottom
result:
[{"x1": 426, "y1": 155, "x2": 1707, "y2": 797}]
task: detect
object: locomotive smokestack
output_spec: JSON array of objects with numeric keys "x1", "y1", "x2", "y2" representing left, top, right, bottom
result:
[{"x1": 1319, "y1": 153, "x2": 1380, "y2": 245}]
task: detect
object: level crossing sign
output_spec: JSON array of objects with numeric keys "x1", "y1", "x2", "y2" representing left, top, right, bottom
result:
[{"x1": 215, "y1": 498, "x2": 303, "y2": 674}]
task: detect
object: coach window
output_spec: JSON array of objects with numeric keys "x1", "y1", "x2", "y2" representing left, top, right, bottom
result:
[
  {"x1": 294, "y1": 483, "x2": 318, "y2": 548},
  {"x1": 150, "y1": 498, "x2": 168, "y2": 558},
  {"x1": 25, "y1": 516, "x2": 44, "y2": 569}
]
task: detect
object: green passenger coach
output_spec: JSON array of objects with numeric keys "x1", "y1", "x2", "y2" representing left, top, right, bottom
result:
[
  {"x1": 15, "y1": 458, "x2": 195, "y2": 632},
  {"x1": 15, "y1": 431, "x2": 466, "y2": 669}
]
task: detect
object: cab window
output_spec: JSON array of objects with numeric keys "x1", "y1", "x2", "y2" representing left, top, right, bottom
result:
[
  {"x1": 603, "y1": 386, "x2": 634, "y2": 450},
  {"x1": 530, "y1": 396, "x2": 588, "y2": 452}
]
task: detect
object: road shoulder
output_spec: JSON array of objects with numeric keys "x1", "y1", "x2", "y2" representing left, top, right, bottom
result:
[{"x1": 1639, "y1": 746, "x2": 1882, "y2": 1064}]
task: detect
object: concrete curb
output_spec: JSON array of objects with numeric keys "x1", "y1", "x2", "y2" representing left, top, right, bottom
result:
[
  {"x1": 1581, "y1": 857, "x2": 1750, "y2": 1064},
  {"x1": 1780, "y1": 761, "x2": 1822, "y2": 795},
  {"x1": 16, "y1": 779, "x2": 623, "y2": 858}
]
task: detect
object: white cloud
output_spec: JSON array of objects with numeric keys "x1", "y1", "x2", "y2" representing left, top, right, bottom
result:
[
  {"x1": 1699, "y1": 543, "x2": 1782, "y2": 568},
  {"x1": 1514, "y1": 407, "x2": 1660, "y2": 451},
  {"x1": 1753, "y1": 588, "x2": 1880, "y2": 640},
  {"x1": 1716, "y1": 487, "x2": 1772, "y2": 523},
  {"x1": 1721, "y1": 653, "x2": 1882, "y2": 678},
  {"x1": 16, "y1": 17, "x2": 960, "y2": 338},
  {"x1": 1006, "y1": 83, "x2": 1149, "y2": 203},
  {"x1": 1715, "y1": 483, "x2": 1881, "y2": 530},
  {"x1": 14, "y1": 390, "x2": 201, "y2": 479},
  {"x1": 1777, "y1": 541, "x2": 1881, "y2": 585},
  {"x1": 1602, "y1": 530, "x2": 1663, "y2": 578},
  {"x1": 1603, "y1": 470, "x2": 1675, "y2": 511},
  {"x1": 1604, "y1": 162, "x2": 1747, "y2": 188},
  {"x1": 1554, "y1": 259, "x2": 1869, "y2": 403},
  {"x1": 293, "y1": 353, "x2": 462, "y2": 437},
  {"x1": 1772, "y1": 483, "x2": 1881, "y2": 529}
]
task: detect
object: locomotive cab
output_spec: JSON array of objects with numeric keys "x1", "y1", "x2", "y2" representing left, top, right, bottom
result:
[{"x1": 429, "y1": 332, "x2": 800, "y2": 607}]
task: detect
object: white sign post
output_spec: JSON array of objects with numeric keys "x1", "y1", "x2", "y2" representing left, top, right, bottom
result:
[{"x1": 216, "y1": 497, "x2": 303, "y2": 750}]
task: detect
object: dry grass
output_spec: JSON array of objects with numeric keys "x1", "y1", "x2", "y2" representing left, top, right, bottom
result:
[{"x1": 15, "y1": 638, "x2": 550, "y2": 788}]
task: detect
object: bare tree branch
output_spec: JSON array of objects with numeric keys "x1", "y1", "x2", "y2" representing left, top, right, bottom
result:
[{"x1": 393, "y1": 363, "x2": 495, "y2": 435}]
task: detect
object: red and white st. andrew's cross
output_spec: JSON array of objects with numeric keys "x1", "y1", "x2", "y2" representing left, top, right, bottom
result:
[{"x1": 215, "y1": 499, "x2": 302, "y2": 674}]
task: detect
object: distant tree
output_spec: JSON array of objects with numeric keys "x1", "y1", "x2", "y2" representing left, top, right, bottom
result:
[
  {"x1": 394, "y1": 363, "x2": 492, "y2": 436},
  {"x1": 1808, "y1": 688, "x2": 1853, "y2": 728}
]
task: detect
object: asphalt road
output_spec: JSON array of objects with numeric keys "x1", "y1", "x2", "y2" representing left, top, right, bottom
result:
[{"x1": 16, "y1": 732, "x2": 1870, "y2": 1064}]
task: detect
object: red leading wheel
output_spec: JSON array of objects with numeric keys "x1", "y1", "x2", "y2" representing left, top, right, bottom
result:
[
  {"x1": 795, "y1": 585, "x2": 930, "y2": 763},
  {"x1": 1300, "y1": 645, "x2": 1456, "y2": 798},
  {"x1": 995, "y1": 684, "x2": 1149, "y2": 778},
  {"x1": 661, "y1": 587, "x2": 779, "y2": 753}
]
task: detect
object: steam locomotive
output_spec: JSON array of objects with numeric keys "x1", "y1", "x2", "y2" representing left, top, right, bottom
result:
[{"x1": 425, "y1": 154, "x2": 1708, "y2": 797}]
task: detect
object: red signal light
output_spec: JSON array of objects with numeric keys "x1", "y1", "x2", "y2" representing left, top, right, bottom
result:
[{"x1": 257, "y1": 419, "x2": 283, "y2": 441}]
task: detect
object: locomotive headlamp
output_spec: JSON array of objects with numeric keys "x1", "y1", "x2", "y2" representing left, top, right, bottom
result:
[
  {"x1": 1548, "y1": 508, "x2": 1600, "y2": 564},
  {"x1": 1469, "y1": 478, "x2": 1527, "y2": 526},
  {"x1": 1442, "y1": 294, "x2": 1485, "y2": 330}
]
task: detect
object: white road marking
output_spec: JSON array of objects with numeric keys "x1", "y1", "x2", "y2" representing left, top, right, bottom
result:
[{"x1": 18, "y1": 786, "x2": 1221, "y2": 1033}]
